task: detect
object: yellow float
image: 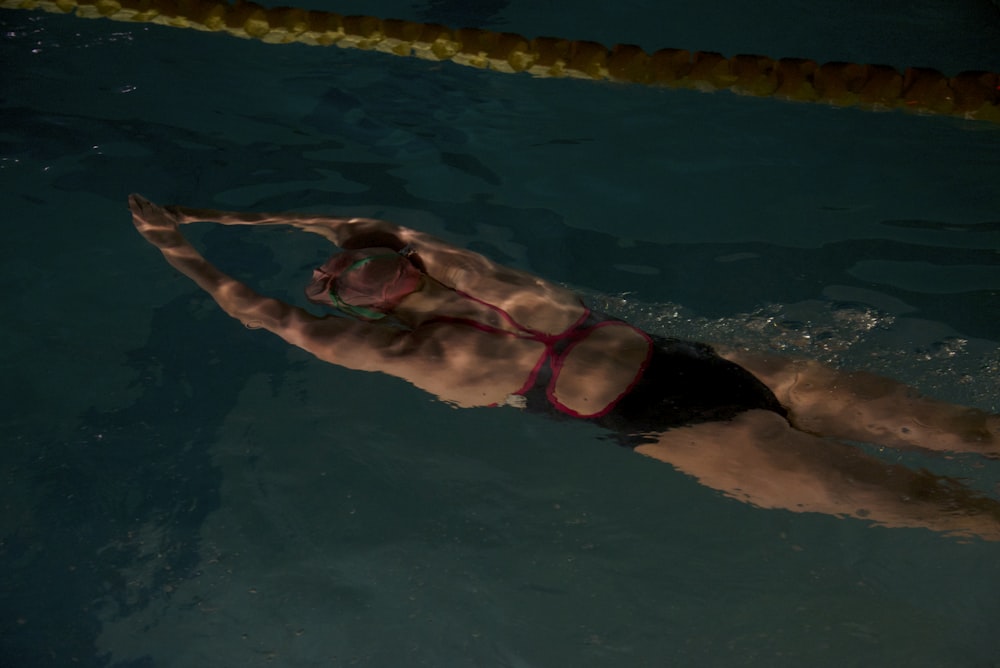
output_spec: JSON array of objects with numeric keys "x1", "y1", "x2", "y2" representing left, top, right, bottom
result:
[{"x1": 3, "y1": 0, "x2": 998, "y2": 122}]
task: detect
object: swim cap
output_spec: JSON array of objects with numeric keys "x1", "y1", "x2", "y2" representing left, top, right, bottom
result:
[{"x1": 306, "y1": 247, "x2": 424, "y2": 320}]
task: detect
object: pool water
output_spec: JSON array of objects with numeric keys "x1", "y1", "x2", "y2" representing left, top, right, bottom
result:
[{"x1": 2, "y1": 1, "x2": 1000, "y2": 666}]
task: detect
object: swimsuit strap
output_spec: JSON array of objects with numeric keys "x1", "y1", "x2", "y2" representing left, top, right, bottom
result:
[
  {"x1": 428, "y1": 288, "x2": 651, "y2": 417},
  {"x1": 429, "y1": 289, "x2": 593, "y2": 397},
  {"x1": 451, "y1": 289, "x2": 591, "y2": 342},
  {"x1": 543, "y1": 322, "x2": 654, "y2": 419}
]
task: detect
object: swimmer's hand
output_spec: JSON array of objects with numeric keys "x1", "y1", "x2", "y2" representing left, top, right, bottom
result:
[
  {"x1": 129, "y1": 193, "x2": 185, "y2": 249},
  {"x1": 129, "y1": 193, "x2": 231, "y2": 292}
]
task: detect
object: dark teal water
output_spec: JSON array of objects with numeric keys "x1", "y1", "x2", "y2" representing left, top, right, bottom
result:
[{"x1": 2, "y1": 2, "x2": 1000, "y2": 666}]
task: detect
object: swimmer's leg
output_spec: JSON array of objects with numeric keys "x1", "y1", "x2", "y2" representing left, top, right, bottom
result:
[
  {"x1": 636, "y1": 410, "x2": 1000, "y2": 541},
  {"x1": 720, "y1": 351, "x2": 999, "y2": 457}
]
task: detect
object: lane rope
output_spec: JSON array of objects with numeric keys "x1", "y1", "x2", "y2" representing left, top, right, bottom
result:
[{"x1": 4, "y1": 0, "x2": 999, "y2": 122}]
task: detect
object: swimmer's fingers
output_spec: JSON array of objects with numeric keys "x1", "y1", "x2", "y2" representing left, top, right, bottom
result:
[
  {"x1": 127, "y1": 192, "x2": 155, "y2": 220},
  {"x1": 129, "y1": 194, "x2": 187, "y2": 248},
  {"x1": 129, "y1": 194, "x2": 180, "y2": 229}
]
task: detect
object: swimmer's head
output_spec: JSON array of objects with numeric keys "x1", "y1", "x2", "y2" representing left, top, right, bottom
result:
[{"x1": 306, "y1": 247, "x2": 424, "y2": 320}]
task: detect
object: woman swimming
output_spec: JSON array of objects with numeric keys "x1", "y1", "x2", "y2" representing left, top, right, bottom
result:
[{"x1": 129, "y1": 194, "x2": 1000, "y2": 540}]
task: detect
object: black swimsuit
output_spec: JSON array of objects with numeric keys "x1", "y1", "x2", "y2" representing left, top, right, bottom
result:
[
  {"x1": 436, "y1": 291, "x2": 786, "y2": 445},
  {"x1": 523, "y1": 333, "x2": 788, "y2": 446}
]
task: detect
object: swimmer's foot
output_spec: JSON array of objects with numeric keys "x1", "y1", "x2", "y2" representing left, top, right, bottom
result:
[{"x1": 894, "y1": 406, "x2": 1000, "y2": 458}]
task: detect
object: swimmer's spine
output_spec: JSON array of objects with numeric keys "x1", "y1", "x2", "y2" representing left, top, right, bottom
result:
[{"x1": 4, "y1": 0, "x2": 999, "y2": 123}]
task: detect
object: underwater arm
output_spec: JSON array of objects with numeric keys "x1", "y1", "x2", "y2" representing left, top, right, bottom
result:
[
  {"x1": 167, "y1": 202, "x2": 403, "y2": 248},
  {"x1": 166, "y1": 200, "x2": 466, "y2": 264},
  {"x1": 162, "y1": 198, "x2": 575, "y2": 301}
]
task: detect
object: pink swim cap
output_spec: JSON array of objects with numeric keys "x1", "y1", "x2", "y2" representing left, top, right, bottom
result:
[{"x1": 306, "y1": 247, "x2": 424, "y2": 319}]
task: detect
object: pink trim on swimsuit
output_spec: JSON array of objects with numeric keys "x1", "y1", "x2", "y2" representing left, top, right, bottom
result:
[{"x1": 437, "y1": 290, "x2": 654, "y2": 418}]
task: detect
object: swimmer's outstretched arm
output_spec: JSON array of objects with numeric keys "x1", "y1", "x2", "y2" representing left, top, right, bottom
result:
[
  {"x1": 129, "y1": 194, "x2": 412, "y2": 373},
  {"x1": 131, "y1": 194, "x2": 558, "y2": 403},
  {"x1": 160, "y1": 198, "x2": 585, "y2": 327},
  {"x1": 168, "y1": 203, "x2": 394, "y2": 247}
]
